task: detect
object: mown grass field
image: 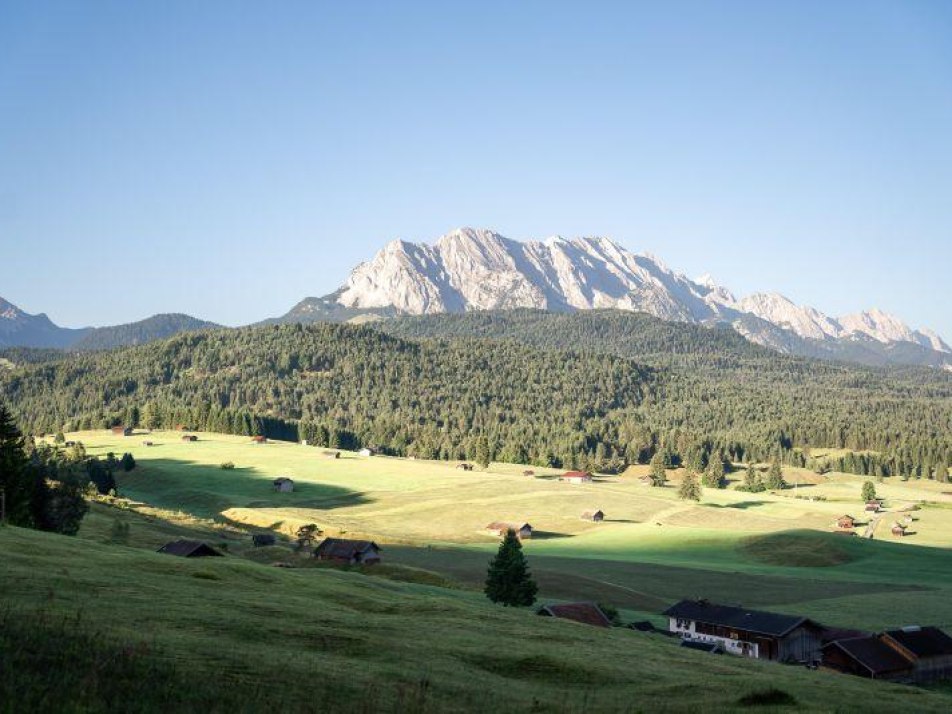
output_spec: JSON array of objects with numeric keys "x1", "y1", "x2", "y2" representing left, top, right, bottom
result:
[
  {"x1": 58, "y1": 429, "x2": 952, "y2": 633},
  {"x1": 4, "y1": 523, "x2": 952, "y2": 713}
]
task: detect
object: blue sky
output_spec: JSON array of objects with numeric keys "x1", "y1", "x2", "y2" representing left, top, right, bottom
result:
[{"x1": 1, "y1": 0, "x2": 951, "y2": 335}]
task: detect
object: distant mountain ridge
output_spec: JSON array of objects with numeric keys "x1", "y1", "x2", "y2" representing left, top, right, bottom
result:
[
  {"x1": 0, "y1": 296, "x2": 218, "y2": 351},
  {"x1": 272, "y1": 227, "x2": 950, "y2": 368}
]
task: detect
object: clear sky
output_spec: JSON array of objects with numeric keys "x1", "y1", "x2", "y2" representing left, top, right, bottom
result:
[{"x1": 1, "y1": 0, "x2": 950, "y2": 335}]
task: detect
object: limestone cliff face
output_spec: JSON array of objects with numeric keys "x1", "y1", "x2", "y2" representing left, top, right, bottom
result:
[{"x1": 285, "y1": 226, "x2": 951, "y2": 365}]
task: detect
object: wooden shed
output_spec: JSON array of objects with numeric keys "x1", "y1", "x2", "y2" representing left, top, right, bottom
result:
[
  {"x1": 456, "y1": 463, "x2": 474, "y2": 471},
  {"x1": 560, "y1": 471, "x2": 593, "y2": 484},
  {"x1": 581, "y1": 510, "x2": 605, "y2": 522},
  {"x1": 314, "y1": 538, "x2": 381, "y2": 565},
  {"x1": 836, "y1": 515, "x2": 856, "y2": 529},
  {"x1": 181, "y1": 434, "x2": 198, "y2": 442},
  {"x1": 156, "y1": 540, "x2": 223, "y2": 558},
  {"x1": 273, "y1": 477, "x2": 294, "y2": 493},
  {"x1": 538, "y1": 602, "x2": 612, "y2": 628},
  {"x1": 252, "y1": 534, "x2": 277, "y2": 547},
  {"x1": 251, "y1": 435, "x2": 267, "y2": 443},
  {"x1": 111, "y1": 426, "x2": 133, "y2": 436},
  {"x1": 321, "y1": 450, "x2": 340, "y2": 459},
  {"x1": 891, "y1": 522, "x2": 907, "y2": 537},
  {"x1": 486, "y1": 522, "x2": 532, "y2": 540}
]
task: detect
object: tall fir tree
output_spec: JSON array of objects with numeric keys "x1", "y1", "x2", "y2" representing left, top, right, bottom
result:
[
  {"x1": 765, "y1": 458, "x2": 785, "y2": 490},
  {"x1": 485, "y1": 529, "x2": 538, "y2": 607},
  {"x1": 649, "y1": 451, "x2": 667, "y2": 487},
  {"x1": 678, "y1": 471, "x2": 701, "y2": 501}
]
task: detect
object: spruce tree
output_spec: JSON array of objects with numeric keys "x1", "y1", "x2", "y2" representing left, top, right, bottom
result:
[
  {"x1": 0, "y1": 402, "x2": 38, "y2": 526},
  {"x1": 765, "y1": 458, "x2": 785, "y2": 490},
  {"x1": 936, "y1": 461, "x2": 949, "y2": 484},
  {"x1": 649, "y1": 451, "x2": 667, "y2": 487},
  {"x1": 702, "y1": 458, "x2": 725, "y2": 489},
  {"x1": 678, "y1": 471, "x2": 701, "y2": 501},
  {"x1": 485, "y1": 528, "x2": 537, "y2": 606},
  {"x1": 475, "y1": 436, "x2": 491, "y2": 468},
  {"x1": 861, "y1": 480, "x2": 877, "y2": 503}
]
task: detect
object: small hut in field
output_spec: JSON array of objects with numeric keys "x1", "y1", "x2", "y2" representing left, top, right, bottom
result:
[
  {"x1": 181, "y1": 434, "x2": 198, "y2": 442},
  {"x1": 581, "y1": 510, "x2": 605, "y2": 522},
  {"x1": 891, "y1": 522, "x2": 907, "y2": 537},
  {"x1": 273, "y1": 477, "x2": 294, "y2": 493},
  {"x1": 486, "y1": 522, "x2": 532, "y2": 540},
  {"x1": 157, "y1": 540, "x2": 223, "y2": 558},
  {"x1": 252, "y1": 435, "x2": 267, "y2": 444},
  {"x1": 321, "y1": 450, "x2": 340, "y2": 459},
  {"x1": 836, "y1": 515, "x2": 856, "y2": 529},
  {"x1": 111, "y1": 426, "x2": 133, "y2": 436}
]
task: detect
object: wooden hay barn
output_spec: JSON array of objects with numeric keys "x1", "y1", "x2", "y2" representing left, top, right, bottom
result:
[
  {"x1": 891, "y1": 522, "x2": 907, "y2": 537},
  {"x1": 581, "y1": 510, "x2": 605, "y2": 522},
  {"x1": 156, "y1": 540, "x2": 224, "y2": 558},
  {"x1": 181, "y1": 434, "x2": 198, "y2": 442},
  {"x1": 272, "y1": 477, "x2": 294, "y2": 493},
  {"x1": 880, "y1": 626, "x2": 952, "y2": 682},
  {"x1": 313, "y1": 538, "x2": 381, "y2": 565},
  {"x1": 836, "y1": 515, "x2": 855, "y2": 529},
  {"x1": 560, "y1": 470, "x2": 593, "y2": 484},
  {"x1": 538, "y1": 602, "x2": 612, "y2": 628},
  {"x1": 111, "y1": 426, "x2": 133, "y2": 436},
  {"x1": 485, "y1": 522, "x2": 532, "y2": 540},
  {"x1": 456, "y1": 463, "x2": 474, "y2": 471},
  {"x1": 321, "y1": 450, "x2": 340, "y2": 459},
  {"x1": 251, "y1": 435, "x2": 267, "y2": 443}
]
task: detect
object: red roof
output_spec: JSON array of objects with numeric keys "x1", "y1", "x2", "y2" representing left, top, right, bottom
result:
[
  {"x1": 562, "y1": 471, "x2": 592, "y2": 479},
  {"x1": 539, "y1": 602, "x2": 612, "y2": 627}
]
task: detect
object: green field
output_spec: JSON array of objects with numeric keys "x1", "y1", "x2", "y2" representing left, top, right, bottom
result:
[
  {"x1": 6, "y1": 429, "x2": 952, "y2": 711},
  {"x1": 5, "y1": 523, "x2": 952, "y2": 713},
  {"x1": 59, "y1": 429, "x2": 952, "y2": 632}
]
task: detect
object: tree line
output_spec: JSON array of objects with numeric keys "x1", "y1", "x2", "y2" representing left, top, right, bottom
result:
[{"x1": 1, "y1": 314, "x2": 951, "y2": 478}]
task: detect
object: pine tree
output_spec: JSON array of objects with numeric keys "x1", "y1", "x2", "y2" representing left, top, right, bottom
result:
[
  {"x1": 0, "y1": 402, "x2": 39, "y2": 526},
  {"x1": 678, "y1": 471, "x2": 701, "y2": 501},
  {"x1": 936, "y1": 461, "x2": 949, "y2": 484},
  {"x1": 649, "y1": 451, "x2": 667, "y2": 487},
  {"x1": 702, "y1": 458, "x2": 725, "y2": 489},
  {"x1": 475, "y1": 435, "x2": 491, "y2": 468},
  {"x1": 485, "y1": 528, "x2": 537, "y2": 606},
  {"x1": 765, "y1": 458, "x2": 785, "y2": 490}
]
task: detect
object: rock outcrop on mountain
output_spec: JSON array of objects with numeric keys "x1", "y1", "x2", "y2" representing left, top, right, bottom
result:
[{"x1": 274, "y1": 227, "x2": 951, "y2": 368}]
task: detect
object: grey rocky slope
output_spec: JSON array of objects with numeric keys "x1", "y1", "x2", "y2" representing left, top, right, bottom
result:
[{"x1": 274, "y1": 227, "x2": 950, "y2": 368}]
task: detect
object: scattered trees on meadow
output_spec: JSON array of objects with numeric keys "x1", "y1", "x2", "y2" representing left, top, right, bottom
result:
[
  {"x1": 765, "y1": 459, "x2": 785, "y2": 490},
  {"x1": 485, "y1": 528, "x2": 537, "y2": 607},
  {"x1": 678, "y1": 471, "x2": 701, "y2": 501},
  {"x1": 649, "y1": 452, "x2": 667, "y2": 487}
]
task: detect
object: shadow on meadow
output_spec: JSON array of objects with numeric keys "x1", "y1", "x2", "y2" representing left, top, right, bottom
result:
[{"x1": 116, "y1": 457, "x2": 372, "y2": 521}]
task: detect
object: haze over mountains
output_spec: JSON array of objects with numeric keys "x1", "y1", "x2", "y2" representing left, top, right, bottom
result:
[{"x1": 3, "y1": 227, "x2": 949, "y2": 369}]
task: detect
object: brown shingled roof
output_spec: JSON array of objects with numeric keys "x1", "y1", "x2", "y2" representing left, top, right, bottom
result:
[{"x1": 538, "y1": 602, "x2": 612, "y2": 628}]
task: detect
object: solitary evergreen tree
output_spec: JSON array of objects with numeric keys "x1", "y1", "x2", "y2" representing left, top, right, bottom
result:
[
  {"x1": 765, "y1": 458, "x2": 785, "y2": 490},
  {"x1": 485, "y1": 528, "x2": 537, "y2": 606},
  {"x1": 0, "y1": 402, "x2": 34, "y2": 526},
  {"x1": 702, "y1": 458, "x2": 725, "y2": 489},
  {"x1": 649, "y1": 451, "x2": 667, "y2": 487},
  {"x1": 678, "y1": 471, "x2": 701, "y2": 501},
  {"x1": 861, "y1": 480, "x2": 877, "y2": 503}
]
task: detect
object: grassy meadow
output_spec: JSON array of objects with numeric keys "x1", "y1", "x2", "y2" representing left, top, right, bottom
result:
[
  {"x1": 5, "y1": 428, "x2": 952, "y2": 711},
  {"x1": 54, "y1": 429, "x2": 952, "y2": 632}
]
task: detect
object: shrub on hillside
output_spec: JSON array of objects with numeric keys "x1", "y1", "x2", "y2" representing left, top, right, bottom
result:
[{"x1": 219, "y1": 461, "x2": 235, "y2": 470}]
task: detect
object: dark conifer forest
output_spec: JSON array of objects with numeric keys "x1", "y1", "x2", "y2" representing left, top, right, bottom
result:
[{"x1": 1, "y1": 311, "x2": 951, "y2": 477}]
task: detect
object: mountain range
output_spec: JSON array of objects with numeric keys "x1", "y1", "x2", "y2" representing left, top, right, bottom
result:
[
  {"x1": 3, "y1": 227, "x2": 949, "y2": 368},
  {"x1": 0, "y1": 298, "x2": 218, "y2": 351},
  {"x1": 275, "y1": 228, "x2": 951, "y2": 368}
]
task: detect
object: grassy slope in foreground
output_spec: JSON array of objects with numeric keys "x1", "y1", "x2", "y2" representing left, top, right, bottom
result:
[{"x1": 3, "y1": 525, "x2": 952, "y2": 713}]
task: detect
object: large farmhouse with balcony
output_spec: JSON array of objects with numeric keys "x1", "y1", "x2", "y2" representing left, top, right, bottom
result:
[{"x1": 664, "y1": 599, "x2": 823, "y2": 663}]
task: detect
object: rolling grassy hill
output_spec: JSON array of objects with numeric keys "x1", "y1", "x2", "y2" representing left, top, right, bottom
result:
[
  {"x1": 55, "y1": 430, "x2": 952, "y2": 633},
  {"x1": 4, "y1": 522, "x2": 952, "y2": 713}
]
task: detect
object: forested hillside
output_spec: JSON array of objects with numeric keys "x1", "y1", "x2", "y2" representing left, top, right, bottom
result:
[{"x1": 2, "y1": 318, "x2": 951, "y2": 477}]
